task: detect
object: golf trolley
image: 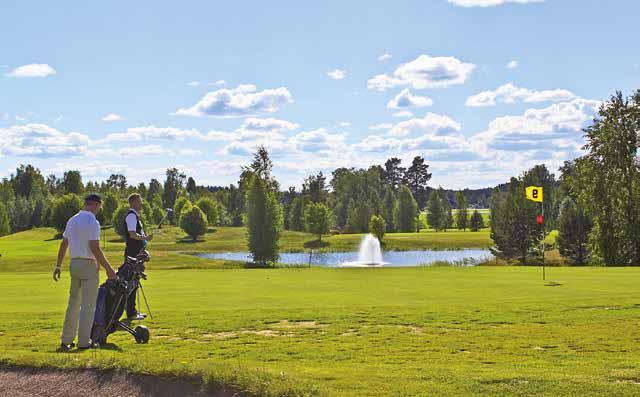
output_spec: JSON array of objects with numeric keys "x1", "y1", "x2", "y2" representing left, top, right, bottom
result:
[{"x1": 91, "y1": 250, "x2": 152, "y2": 345}]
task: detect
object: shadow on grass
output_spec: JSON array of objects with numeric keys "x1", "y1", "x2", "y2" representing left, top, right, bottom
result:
[
  {"x1": 176, "y1": 237, "x2": 205, "y2": 244},
  {"x1": 303, "y1": 239, "x2": 329, "y2": 249},
  {"x1": 206, "y1": 228, "x2": 217, "y2": 234},
  {"x1": 45, "y1": 233, "x2": 63, "y2": 241}
]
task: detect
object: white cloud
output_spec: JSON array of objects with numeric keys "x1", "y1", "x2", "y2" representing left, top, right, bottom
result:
[
  {"x1": 101, "y1": 126, "x2": 200, "y2": 143},
  {"x1": 197, "y1": 160, "x2": 243, "y2": 175},
  {"x1": 1, "y1": 113, "x2": 9, "y2": 121},
  {"x1": 5, "y1": 63, "x2": 56, "y2": 78},
  {"x1": 367, "y1": 54, "x2": 476, "y2": 91},
  {"x1": 393, "y1": 110, "x2": 413, "y2": 118},
  {"x1": 118, "y1": 144, "x2": 172, "y2": 157},
  {"x1": 290, "y1": 128, "x2": 348, "y2": 152},
  {"x1": 465, "y1": 83, "x2": 577, "y2": 107},
  {"x1": 174, "y1": 84, "x2": 293, "y2": 118},
  {"x1": 102, "y1": 113, "x2": 125, "y2": 122},
  {"x1": 187, "y1": 81, "x2": 201, "y2": 87},
  {"x1": 53, "y1": 115, "x2": 64, "y2": 123},
  {"x1": 179, "y1": 149, "x2": 203, "y2": 156},
  {"x1": 378, "y1": 53, "x2": 392, "y2": 62},
  {"x1": 506, "y1": 60, "x2": 519, "y2": 69},
  {"x1": 388, "y1": 113, "x2": 462, "y2": 137},
  {"x1": 448, "y1": 0, "x2": 544, "y2": 7},
  {"x1": 15, "y1": 115, "x2": 26, "y2": 121},
  {"x1": 240, "y1": 117, "x2": 299, "y2": 132},
  {"x1": 473, "y1": 98, "x2": 600, "y2": 153},
  {"x1": 214, "y1": 80, "x2": 227, "y2": 86},
  {"x1": 387, "y1": 88, "x2": 434, "y2": 109},
  {"x1": 0, "y1": 123, "x2": 90, "y2": 158},
  {"x1": 369, "y1": 123, "x2": 393, "y2": 131},
  {"x1": 327, "y1": 69, "x2": 347, "y2": 80}
]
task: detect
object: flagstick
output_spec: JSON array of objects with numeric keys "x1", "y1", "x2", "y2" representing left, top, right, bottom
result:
[{"x1": 541, "y1": 202, "x2": 545, "y2": 281}]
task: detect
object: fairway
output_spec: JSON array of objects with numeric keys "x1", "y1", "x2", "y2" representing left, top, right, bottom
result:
[{"x1": 2, "y1": 266, "x2": 640, "y2": 396}]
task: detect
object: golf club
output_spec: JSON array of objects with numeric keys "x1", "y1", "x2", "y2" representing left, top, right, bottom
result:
[{"x1": 150, "y1": 208, "x2": 173, "y2": 236}]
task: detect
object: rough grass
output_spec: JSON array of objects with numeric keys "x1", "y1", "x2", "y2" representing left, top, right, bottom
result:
[{"x1": 1, "y1": 267, "x2": 640, "y2": 396}]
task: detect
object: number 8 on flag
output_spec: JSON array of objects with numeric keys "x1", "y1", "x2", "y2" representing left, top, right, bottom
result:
[{"x1": 525, "y1": 186, "x2": 543, "y2": 202}]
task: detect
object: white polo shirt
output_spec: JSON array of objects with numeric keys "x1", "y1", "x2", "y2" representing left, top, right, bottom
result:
[
  {"x1": 125, "y1": 209, "x2": 144, "y2": 234},
  {"x1": 62, "y1": 210, "x2": 101, "y2": 259}
]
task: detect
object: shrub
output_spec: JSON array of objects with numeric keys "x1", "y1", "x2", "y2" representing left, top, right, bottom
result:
[
  {"x1": 51, "y1": 194, "x2": 83, "y2": 233},
  {"x1": 180, "y1": 205, "x2": 208, "y2": 241},
  {"x1": 369, "y1": 215, "x2": 386, "y2": 242},
  {"x1": 304, "y1": 202, "x2": 331, "y2": 241},
  {"x1": 112, "y1": 204, "x2": 131, "y2": 238},
  {"x1": 101, "y1": 192, "x2": 119, "y2": 225},
  {"x1": 196, "y1": 197, "x2": 219, "y2": 226},
  {"x1": 173, "y1": 197, "x2": 191, "y2": 225},
  {"x1": 0, "y1": 203, "x2": 10, "y2": 236}
]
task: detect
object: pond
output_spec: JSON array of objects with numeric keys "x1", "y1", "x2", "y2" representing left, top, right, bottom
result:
[{"x1": 195, "y1": 249, "x2": 494, "y2": 267}]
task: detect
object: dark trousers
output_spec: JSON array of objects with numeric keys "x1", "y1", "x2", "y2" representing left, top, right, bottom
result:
[{"x1": 118, "y1": 262, "x2": 138, "y2": 317}]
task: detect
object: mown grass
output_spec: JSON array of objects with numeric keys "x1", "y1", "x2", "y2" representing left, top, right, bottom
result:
[
  {"x1": 0, "y1": 227, "x2": 493, "y2": 272},
  {"x1": 1, "y1": 266, "x2": 640, "y2": 396}
]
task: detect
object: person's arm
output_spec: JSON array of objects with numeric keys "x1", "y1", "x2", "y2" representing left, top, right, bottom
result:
[
  {"x1": 53, "y1": 238, "x2": 69, "y2": 281},
  {"x1": 89, "y1": 240, "x2": 116, "y2": 279},
  {"x1": 128, "y1": 231, "x2": 152, "y2": 241},
  {"x1": 126, "y1": 213, "x2": 152, "y2": 241}
]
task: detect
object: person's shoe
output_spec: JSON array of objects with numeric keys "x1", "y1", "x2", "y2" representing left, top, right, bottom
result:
[
  {"x1": 127, "y1": 313, "x2": 147, "y2": 321},
  {"x1": 77, "y1": 341, "x2": 99, "y2": 350},
  {"x1": 58, "y1": 342, "x2": 75, "y2": 352}
]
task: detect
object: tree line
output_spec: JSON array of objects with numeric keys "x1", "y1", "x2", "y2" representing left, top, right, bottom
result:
[{"x1": 489, "y1": 90, "x2": 640, "y2": 267}]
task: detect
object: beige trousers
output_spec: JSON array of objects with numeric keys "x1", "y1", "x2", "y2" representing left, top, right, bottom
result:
[{"x1": 61, "y1": 258, "x2": 99, "y2": 346}]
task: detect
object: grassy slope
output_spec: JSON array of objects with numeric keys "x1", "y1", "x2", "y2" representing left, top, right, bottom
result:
[
  {"x1": 1, "y1": 267, "x2": 640, "y2": 396},
  {"x1": 0, "y1": 227, "x2": 493, "y2": 272}
]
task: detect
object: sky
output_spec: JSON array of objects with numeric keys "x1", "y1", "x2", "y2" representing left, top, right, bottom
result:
[{"x1": 1, "y1": 0, "x2": 639, "y2": 189}]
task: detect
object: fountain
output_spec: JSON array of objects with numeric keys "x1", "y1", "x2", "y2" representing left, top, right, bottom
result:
[{"x1": 341, "y1": 234, "x2": 385, "y2": 267}]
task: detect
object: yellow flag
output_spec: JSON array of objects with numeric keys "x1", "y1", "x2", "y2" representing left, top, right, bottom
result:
[{"x1": 525, "y1": 186, "x2": 543, "y2": 202}]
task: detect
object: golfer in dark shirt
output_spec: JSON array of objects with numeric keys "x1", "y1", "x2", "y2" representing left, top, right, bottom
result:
[{"x1": 122, "y1": 193, "x2": 152, "y2": 321}]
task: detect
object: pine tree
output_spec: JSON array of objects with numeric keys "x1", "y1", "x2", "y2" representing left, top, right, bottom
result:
[
  {"x1": 245, "y1": 175, "x2": 283, "y2": 266},
  {"x1": 394, "y1": 185, "x2": 418, "y2": 232},
  {"x1": 441, "y1": 190, "x2": 453, "y2": 231},
  {"x1": 557, "y1": 197, "x2": 592, "y2": 265},
  {"x1": 289, "y1": 196, "x2": 306, "y2": 231},
  {"x1": 455, "y1": 191, "x2": 469, "y2": 231},
  {"x1": 382, "y1": 186, "x2": 396, "y2": 232},
  {"x1": 489, "y1": 178, "x2": 543, "y2": 264},
  {"x1": 469, "y1": 210, "x2": 485, "y2": 232},
  {"x1": 426, "y1": 189, "x2": 444, "y2": 231}
]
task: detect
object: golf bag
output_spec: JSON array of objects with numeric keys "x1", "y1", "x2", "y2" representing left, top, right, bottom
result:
[{"x1": 91, "y1": 250, "x2": 151, "y2": 344}]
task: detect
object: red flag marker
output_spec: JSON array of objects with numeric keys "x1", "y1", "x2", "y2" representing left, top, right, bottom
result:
[{"x1": 536, "y1": 215, "x2": 544, "y2": 225}]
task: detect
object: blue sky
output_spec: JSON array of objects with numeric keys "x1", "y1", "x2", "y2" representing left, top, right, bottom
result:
[{"x1": 1, "y1": 0, "x2": 639, "y2": 189}]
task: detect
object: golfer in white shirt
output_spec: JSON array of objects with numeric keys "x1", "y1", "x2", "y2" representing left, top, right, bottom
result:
[{"x1": 53, "y1": 193, "x2": 116, "y2": 350}]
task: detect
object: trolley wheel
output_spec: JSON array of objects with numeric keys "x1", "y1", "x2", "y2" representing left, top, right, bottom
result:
[{"x1": 134, "y1": 325, "x2": 150, "y2": 344}]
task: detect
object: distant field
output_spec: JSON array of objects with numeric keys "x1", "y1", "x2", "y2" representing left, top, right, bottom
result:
[
  {"x1": 1, "y1": 266, "x2": 639, "y2": 396},
  {"x1": 0, "y1": 227, "x2": 493, "y2": 272},
  {"x1": 420, "y1": 208, "x2": 491, "y2": 229}
]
